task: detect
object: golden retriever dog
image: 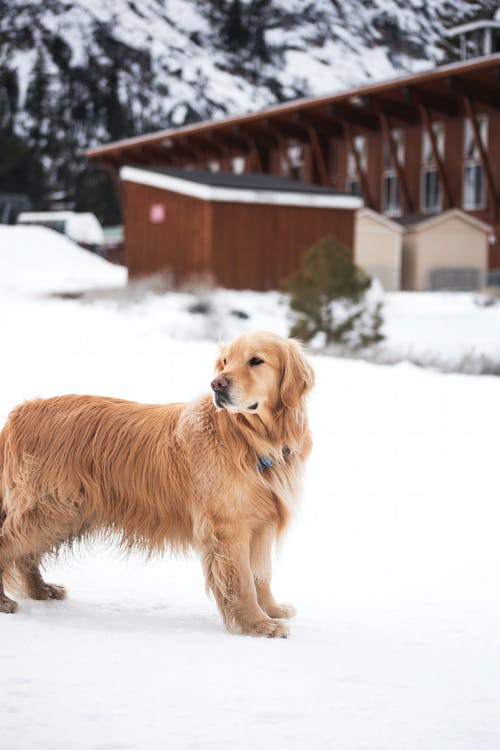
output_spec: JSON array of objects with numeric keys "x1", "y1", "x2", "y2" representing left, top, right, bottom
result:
[{"x1": 0, "y1": 331, "x2": 314, "y2": 637}]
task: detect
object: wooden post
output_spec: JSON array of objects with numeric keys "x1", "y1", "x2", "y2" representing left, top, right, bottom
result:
[
  {"x1": 307, "y1": 125, "x2": 330, "y2": 186},
  {"x1": 418, "y1": 104, "x2": 454, "y2": 209},
  {"x1": 342, "y1": 119, "x2": 373, "y2": 209}
]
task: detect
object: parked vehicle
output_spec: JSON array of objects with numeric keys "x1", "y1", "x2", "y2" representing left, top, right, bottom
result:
[{"x1": 17, "y1": 211, "x2": 104, "y2": 252}]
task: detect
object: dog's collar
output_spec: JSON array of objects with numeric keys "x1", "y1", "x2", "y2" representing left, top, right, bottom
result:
[
  {"x1": 258, "y1": 455, "x2": 273, "y2": 471},
  {"x1": 258, "y1": 446, "x2": 291, "y2": 472}
]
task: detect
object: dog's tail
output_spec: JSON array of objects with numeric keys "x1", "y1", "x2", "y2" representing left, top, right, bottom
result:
[{"x1": 0, "y1": 427, "x2": 6, "y2": 529}]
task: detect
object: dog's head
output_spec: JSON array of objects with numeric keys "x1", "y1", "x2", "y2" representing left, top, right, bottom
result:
[{"x1": 211, "y1": 331, "x2": 314, "y2": 416}]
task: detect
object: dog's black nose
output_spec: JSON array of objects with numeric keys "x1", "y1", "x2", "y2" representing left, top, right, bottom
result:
[{"x1": 211, "y1": 375, "x2": 230, "y2": 392}]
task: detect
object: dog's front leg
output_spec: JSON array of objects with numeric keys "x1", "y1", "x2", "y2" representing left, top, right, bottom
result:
[
  {"x1": 250, "y1": 526, "x2": 296, "y2": 620},
  {"x1": 198, "y1": 523, "x2": 289, "y2": 638}
]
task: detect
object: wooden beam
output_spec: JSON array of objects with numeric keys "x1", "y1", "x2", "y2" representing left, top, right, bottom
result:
[
  {"x1": 462, "y1": 94, "x2": 499, "y2": 220},
  {"x1": 306, "y1": 125, "x2": 330, "y2": 186},
  {"x1": 294, "y1": 111, "x2": 343, "y2": 138},
  {"x1": 418, "y1": 104, "x2": 454, "y2": 209},
  {"x1": 403, "y1": 85, "x2": 459, "y2": 117},
  {"x1": 342, "y1": 119, "x2": 373, "y2": 209},
  {"x1": 327, "y1": 103, "x2": 380, "y2": 131},
  {"x1": 362, "y1": 94, "x2": 418, "y2": 124},
  {"x1": 447, "y1": 76, "x2": 500, "y2": 109},
  {"x1": 379, "y1": 112, "x2": 413, "y2": 213},
  {"x1": 262, "y1": 116, "x2": 309, "y2": 143},
  {"x1": 234, "y1": 122, "x2": 278, "y2": 149}
]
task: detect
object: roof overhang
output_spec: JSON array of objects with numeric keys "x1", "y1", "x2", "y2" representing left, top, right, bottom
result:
[
  {"x1": 120, "y1": 166, "x2": 363, "y2": 209},
  {"x1": 86, "y1": 55, "x2": 500, "y2": 166}
]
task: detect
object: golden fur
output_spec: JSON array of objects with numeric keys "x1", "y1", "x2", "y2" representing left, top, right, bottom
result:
[{"x1": 0, "y1": 331, "x2": 314, "y2": 637}]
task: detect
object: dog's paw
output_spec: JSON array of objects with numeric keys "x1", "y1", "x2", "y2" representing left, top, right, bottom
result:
[
  {"x1": 242, "y1": 618, "x2": 289, "y2": 638},
  {"x1": 266, "y1": 603, "x2": 296, "y2": 620},
  {"x1": 0, "y1": 594, "x2": 18, "y2": 613},
  {"x1": 30, "y1": 583, "x2": 66, "y2": 601}
]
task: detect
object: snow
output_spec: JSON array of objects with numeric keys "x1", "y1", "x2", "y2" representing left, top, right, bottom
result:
[
  {"x1": 1, "y1": 230, "x2": 500, "y2": 749},
  {"x1": 0, "y1": 226, "x2": 126, "y2": 295}
]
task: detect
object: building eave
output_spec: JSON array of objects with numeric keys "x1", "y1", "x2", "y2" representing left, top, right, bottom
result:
[
  {"x1": 86, "y1": 54, "x2": 500, "y2": 162},
  {"x1": 120, "y1": 166, "x2": 363, "y2": 209}
]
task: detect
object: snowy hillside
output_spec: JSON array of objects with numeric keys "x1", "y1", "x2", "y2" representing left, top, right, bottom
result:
[
  {"x1": 2, "y1": 0, "x2": 497, "y2": 135},
  {"x1": 1, "y1": 0, "x2": 498, "y2": 216},
  {"x1": 1, "y1": 217, "x2": 500, "y2": 749}
]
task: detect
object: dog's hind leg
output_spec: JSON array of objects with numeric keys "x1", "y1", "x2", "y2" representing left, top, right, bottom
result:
[
  {"x1": 16, "y1": 553, "x2": 66, "y2": 601},
  {"x1": 0, "y1": 505, "x2": 18, "y2": 612},
  {"x1": 0, "y1": 566, "x2": 18, "y2": 613},
  {"x1": 0, "y1": 534, "x2": 18, "y2": 613}
]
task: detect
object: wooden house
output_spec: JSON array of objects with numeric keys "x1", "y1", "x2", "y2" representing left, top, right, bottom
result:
[{"x1": 86, "y1": 54, "x2": 500, "y2": 290}]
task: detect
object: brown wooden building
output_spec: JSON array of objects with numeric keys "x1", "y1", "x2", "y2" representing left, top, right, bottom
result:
[
  {"x1": 121, "y1": 166, "x2": 361, "y2": 289},
  {"x1": 86, "y1": 54, "x2": 500, "y2": 288}
]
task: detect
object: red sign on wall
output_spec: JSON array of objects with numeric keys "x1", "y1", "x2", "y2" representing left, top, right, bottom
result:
[{"x1": 149, "y1": 203, "x2": 165, "y2": 223}]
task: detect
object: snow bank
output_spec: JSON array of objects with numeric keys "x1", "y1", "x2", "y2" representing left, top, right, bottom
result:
[
  {"x1": 0, "y1": 225, "x2": 126, "y2": 295},
  {"x1": 111, "y1": 284, "x2": 500, "y2": 370}
]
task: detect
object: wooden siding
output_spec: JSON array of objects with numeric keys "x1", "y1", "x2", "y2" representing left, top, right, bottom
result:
[
  {"x1": 124, "y1": 182, "x2": 211, "y2": 281},
  {"x1": 211, "y1": 202, "x2": 354, "y2": 290},
  {"x1": 123, "y1": 180, "x2": 355, "y2": 290}
]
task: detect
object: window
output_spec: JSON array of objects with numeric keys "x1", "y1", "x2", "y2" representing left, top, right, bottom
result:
[
  {"x1": 382, "y1": 129, "x2": 404, "y2": 216},
  {"x1": 383, "y1": 174, "x2": 400, "y2": 215},
  {"x1": 232, "y1": 156, "x2": 245, "y2": 174},
  {"x1": 463, "y1": 115, "x2": 487, "y2": 210},
  {"x1": 421, "y1": 122, "x2": 444, "y2": 213},
  {"x1": 346, "y1": 135, "x2": 367, "y2": 196},
  {"x1": 281, "y1": 141, "x2": 304, "y2": 180},
  {"x1": 422, "y1": 170, "x2": 440, "y2": 213}
]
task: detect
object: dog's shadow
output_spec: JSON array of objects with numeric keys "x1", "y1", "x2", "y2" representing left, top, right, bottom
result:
[{"x1": 17, "y1": 596, "x2": 223, "y2": 637}]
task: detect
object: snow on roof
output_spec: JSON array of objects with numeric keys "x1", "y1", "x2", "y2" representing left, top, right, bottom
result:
[{"x1": 120, "y1": 166, "x2": 363, "y2": 210}]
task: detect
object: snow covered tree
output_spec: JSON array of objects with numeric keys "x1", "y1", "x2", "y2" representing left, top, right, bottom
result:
[{"x1": 283, "y1": 236, "x2": 385, "y2": 350}]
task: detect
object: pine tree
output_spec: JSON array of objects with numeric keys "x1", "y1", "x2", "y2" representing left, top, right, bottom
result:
[{"x1": 282, "y1": 236, "x2": 385, "y2": 349}]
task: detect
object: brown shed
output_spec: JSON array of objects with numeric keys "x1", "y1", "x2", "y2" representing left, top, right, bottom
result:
[{"x1": 120, "y1": 166, "x2": 362, "y2": 290}]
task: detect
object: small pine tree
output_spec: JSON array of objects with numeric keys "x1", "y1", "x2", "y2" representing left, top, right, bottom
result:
[{"x1": 282, "y1": 236, "x2": 385, "y2": 350}]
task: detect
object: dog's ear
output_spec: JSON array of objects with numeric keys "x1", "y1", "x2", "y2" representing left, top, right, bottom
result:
[{"x1": 280, "y1": 339, "x2": 315, "y2": 409}]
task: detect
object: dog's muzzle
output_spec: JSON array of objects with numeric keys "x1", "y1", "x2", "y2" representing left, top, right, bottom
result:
[{"x1": 211, "y1": 375, "x2": 232, "y2": 408}]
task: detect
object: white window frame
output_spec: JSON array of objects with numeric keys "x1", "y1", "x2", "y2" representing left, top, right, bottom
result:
[
  {"x1": 281, "y1": 141, "x2": 304, "y2": 180},
  {"x1": 382, "y1": 129, "x2": 404, "y2": 217},
  {"x1": 463, "y1": 115, "x2": 487, "y2": 211},
  {"x1": 421, "y1": 122, "x2": 444, "y2": 214},
  {"x1": 346, "y1": 135, "x2": 367, "y2": 197}
]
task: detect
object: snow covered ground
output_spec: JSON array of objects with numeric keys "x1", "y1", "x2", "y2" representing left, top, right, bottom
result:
[{"x1": 1, "y1": 227, "x2": 500, "y2": 749}]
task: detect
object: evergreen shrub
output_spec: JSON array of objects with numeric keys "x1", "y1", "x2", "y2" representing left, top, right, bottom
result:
[{"x1": 282, "y1": 236, "x2": 385, "y2": 350}]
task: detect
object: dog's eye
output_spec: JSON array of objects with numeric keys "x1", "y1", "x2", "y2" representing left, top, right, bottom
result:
[
  {"x1": 223, "y1": 358, "x2": 227, "y2": 366},
  {"x1": 248, "y1": 357, "x2": 264, "y2": 367}
]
